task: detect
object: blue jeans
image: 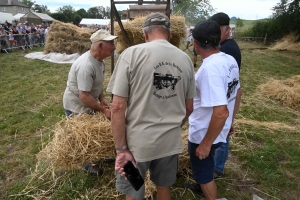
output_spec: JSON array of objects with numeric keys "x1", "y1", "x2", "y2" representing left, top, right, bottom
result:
[
  {"x1": 214, "y1": 137, "x2": 229, "y2": 173},
  {"x1": 65, "y1": 109, "x2": 77, "y2": 117}
]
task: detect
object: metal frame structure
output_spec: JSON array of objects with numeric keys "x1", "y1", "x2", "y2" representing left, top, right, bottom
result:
[{"x1": 110, "y1": 0, "x2": 171, "y2": 72}]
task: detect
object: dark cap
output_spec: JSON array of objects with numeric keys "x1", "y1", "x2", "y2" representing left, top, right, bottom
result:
[
  {"x1": 210, "y1": 12, "x2": 230, "y2": 26},
  {"x1": 192, "y1": 20, "x2": 221, "y2": 44},
  {"x1": 143, "y1": 12, "x2": 170, "y2": 28}
]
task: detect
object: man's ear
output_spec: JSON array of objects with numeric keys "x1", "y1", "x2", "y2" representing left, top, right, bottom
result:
[{"x1": 143, "y1": 29, "x2": 149, "y2": 42}]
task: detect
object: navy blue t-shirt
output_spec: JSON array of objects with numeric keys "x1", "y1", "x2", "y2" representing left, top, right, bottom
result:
[{"x1": 220, "y1": 39, "x2": 241, "y2": 71}]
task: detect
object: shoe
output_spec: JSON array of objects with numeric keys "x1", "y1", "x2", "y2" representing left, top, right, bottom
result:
[
  {"x1": 213, "y1": 170, "x2": 223, "y2": 179},
  {"x1": 183, "y1": 183, "x2": 204, "y2": 196},
  {"x1": 84, "y1": 163, "x2": 103, "y2": 176}
]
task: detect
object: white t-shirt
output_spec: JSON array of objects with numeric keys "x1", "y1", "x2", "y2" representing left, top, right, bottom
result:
[
  {"x1": 187, "y1": 32, "x2": 193, "y2": 42},
  {"x1": 107, "y1": 39, "x2": 196, "y2": 162},
  {"x1": 188, "y1": 52, "x2": 240, "y2": 144}
]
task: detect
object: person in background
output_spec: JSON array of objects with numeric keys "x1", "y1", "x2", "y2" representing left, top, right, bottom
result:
[
  {"x1": 184, "y1": 27, "x2": 198, "y2": 68},
  {"x1": 63, "y1": 29, "x2": 117, "y2": 175},
  {"x1": 8, "y1": 30, "x2": 17, "y2": 47},
  {"x1": 183, "y1": 20, "x2": 241, "y2": 199},
  {"x1": 210, "y1": 12, "x2": 242, "y2": 179},
  {"x1": 11, "y1": 25, "x2": 21, "y2": 47},
  {"x1": 0, "y1": 25, "x2": 8, "y2": 52},
  {"x1": 107, "y1": 12, "x2": 196, "y2": 200}
]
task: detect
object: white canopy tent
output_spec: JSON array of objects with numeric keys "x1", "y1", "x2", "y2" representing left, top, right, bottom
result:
[
  {"x1": 13, "y1": 13, "x2": 25, "y2": 21},
  {"x1": 0, "y1": 12, "x2": 14, "y2": 24},
  {"x1": 80, "y1": 18, "x2": 110, "y2": 26},
  {"x1": 79, "y1": 18, "x2": 127, "y2": 26}
]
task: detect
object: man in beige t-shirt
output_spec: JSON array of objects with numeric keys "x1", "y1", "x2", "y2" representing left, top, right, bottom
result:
[
  {"x1": 63, "y1": 29, "x2": 117, "y2": 119},
  {"x1": 107, "y1": 13, "x2": 196, "y2": 200}
]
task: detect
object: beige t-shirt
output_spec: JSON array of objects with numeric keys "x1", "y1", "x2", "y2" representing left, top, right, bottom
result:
[
  {"x1": 107, "y1": 40, "x2": 196, "y2": 162},
  {"x1": 63, "y1": 51, "x2": 105, "y2": 113}
]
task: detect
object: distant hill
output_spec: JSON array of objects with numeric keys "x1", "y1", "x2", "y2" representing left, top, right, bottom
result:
[{"x1": 231, "y1": 16, "x2": 237, "y2": 21}]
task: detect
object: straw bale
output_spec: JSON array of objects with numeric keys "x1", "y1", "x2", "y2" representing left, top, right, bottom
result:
[
  {"x1": 37, "y1": 113, "x2": 115, "y2": 169},
  {"x1": 114, "y1": 15, "x2": 186, "y2": 54},
  {"x1": 44, "y1": 20, "x2": 94, "y2": 54},
  {"x1": 178, "y1": 129, "x2": 191, "y2": 176},
  {"x1": 270, "y1": 32, "x2": 300, "y2": 51},
  {"x1": 259, "y1": 75, "x2": 300, "y2": 110},
  {"x1": 144, "y1": 171, "x2": 156, "y2": 199}
]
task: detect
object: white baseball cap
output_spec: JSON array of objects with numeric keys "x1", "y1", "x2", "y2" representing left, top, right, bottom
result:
[{"x1": 90, "y1": 29, "x2": 117, "y2": 43}]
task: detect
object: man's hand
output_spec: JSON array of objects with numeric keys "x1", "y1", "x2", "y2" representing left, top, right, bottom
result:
[
  {"x1": 228, "y1": 124, "x2": 235, "y2": 137},
  {"x1": 195, "y1": 141, "x2": 211, "y2": 160},
  {"x1": 103, "y1": 108, "x2": 111, "y2": 120},
  {"x1": 115, "y1": 149, "x2": 136, "y2": 176},
  {"x1": 100, "y1": 97, "x2": 110, "y2": 109}
]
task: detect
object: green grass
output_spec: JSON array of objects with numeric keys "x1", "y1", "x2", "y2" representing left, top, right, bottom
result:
[{"x1": 1, "y1": 42, "x2": 300, "y2": 199}]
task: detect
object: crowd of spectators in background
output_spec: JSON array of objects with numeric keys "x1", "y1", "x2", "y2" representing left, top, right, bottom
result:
[{"x1": 0, "y1": 20, "x2": 50, "y2": 53}]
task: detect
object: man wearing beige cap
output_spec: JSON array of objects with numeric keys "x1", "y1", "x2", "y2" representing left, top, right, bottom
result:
[
  {"x1": 63, "y1": 29, "x2": 117, "y2": 174},
  {"x1": 107, "y1": 12, "x2": 196, "y2": 200}
]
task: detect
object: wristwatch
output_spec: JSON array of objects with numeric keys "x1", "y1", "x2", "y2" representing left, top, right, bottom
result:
[{"x1": 115, "y1": 145, "x2": 128, "y2": 151}]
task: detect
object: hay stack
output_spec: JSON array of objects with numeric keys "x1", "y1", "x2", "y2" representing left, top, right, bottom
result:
[
  {"x1": 114, "y1": 15, "x2": 186, "y2": 54},
  {"x1": 260, "y1": 75, "x2": 300, "y2": 110},
  {"x1": 178, "y1": 129, "x2": 191, "y2": 176},
  {"x1": 270, "y1": 32, "x2": 300, "y2": 51},
  {"x1": 44, "y1": 20, "x2": 94, "y2": 54},
  {"x1": 37, "y1": 113, "x2": 115, "y2": 169}
]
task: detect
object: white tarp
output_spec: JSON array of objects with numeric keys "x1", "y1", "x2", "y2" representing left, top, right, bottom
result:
[
  {"x1": 0, "y1": 12, "x2": 14, "y2": 24},
  {"x1": 25, "y1": 52, "x2": 80, "y2": 64}
]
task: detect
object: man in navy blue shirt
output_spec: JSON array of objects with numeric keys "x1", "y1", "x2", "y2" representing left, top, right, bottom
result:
[{"x1": 210, "y1": 12, "x2": 242, "y2": 179}]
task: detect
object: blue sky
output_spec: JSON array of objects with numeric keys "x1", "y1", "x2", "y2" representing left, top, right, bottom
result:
[{"x1": 37, "y1": 0, "x2": 280, "y2": 20}]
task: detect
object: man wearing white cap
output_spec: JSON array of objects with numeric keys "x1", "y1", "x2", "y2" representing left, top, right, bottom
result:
[
  {"x1": 63, "y1": 29, "x2": 117, "y2": 120},
  {"x1": 63, "y1": 29, "x2": 117, "y2": 175}
]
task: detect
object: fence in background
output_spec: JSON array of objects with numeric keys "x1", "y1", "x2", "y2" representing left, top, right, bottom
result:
[{"x1": 0, "y1": 33, "x2": 46, "y2": 53}]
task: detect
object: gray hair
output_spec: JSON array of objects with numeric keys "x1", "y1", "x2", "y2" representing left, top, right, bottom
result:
[{"x1": 143, "y1": 25, "x2": 170, "y2": 35}]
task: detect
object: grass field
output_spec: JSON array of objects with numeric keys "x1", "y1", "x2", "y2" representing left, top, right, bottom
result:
[{"x1": 1, "y1": 41, "x2": 300, "y2": 199}]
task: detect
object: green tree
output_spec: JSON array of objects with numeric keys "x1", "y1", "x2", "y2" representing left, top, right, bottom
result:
[
  {"x1": 76, "y1": 8, "x2": 88, "y2": 18},
  {"x1": 171, "y1": 0, "x2": 214, "y2": 25},
  {"x1": 50, "y1": 12, "x2": 66, "y2": 22},
  {"x1": 236, "y1": 18, "x2": 244, "y2": 30},
  {"x1": 32, "y1": 4, "x2": 50, "y2": 13},
  {"x1": 87, "y1": 7, "x2": 103, "y2": 18},
  {"x1": 73, "y1": 14, "x2": 82, "y2": 26},
  {"x1": 21, "y1": 0, "x2": 35, "y2": 8},
  {"x1": 56, "y1": 5, "x2": 76, "y2": 22}
]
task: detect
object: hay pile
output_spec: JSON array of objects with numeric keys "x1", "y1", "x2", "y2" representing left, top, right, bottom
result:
[
  {"x1": 37, "y1": 113, "x2": 115, "y2": 169},
  {"x1": 44, "y1": 20, "x2": 94, "y2": 54},
  {"x1": 114, "y1": 15, "x2": 186, "y2": 54},
  {"x1": 179, "y1": 129, "x2": 191, "y2": 176},
  {"x1": 260, "y1": 75, "x2": 300, "y2": 110},
  {"x1": 36, "y1": 113, "x2": 192, "y2": 199},
  {"x1": 270, "y1": 32, "x2": 300, "y2": 51}
]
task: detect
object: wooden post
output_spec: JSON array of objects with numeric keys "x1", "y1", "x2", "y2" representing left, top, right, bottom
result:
[{"x1": 264, "y1": 33, "x2": 267, "y2": 44}]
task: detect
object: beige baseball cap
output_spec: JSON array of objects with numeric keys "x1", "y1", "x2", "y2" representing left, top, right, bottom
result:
[{"x1": 90, "y1": 29, "x2": 118, "y2": 43}]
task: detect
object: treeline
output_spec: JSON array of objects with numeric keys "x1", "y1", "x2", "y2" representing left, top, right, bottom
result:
[
  {"x1": 242, "y1": 0, "x2": 300, "y2": 42},
  {"x1": 21, "y1": 0, "x2": 215, "y2": 26}
]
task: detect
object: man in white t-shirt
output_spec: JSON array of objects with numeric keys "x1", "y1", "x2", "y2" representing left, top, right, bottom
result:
[
  {"x1": 107, "y1": 12, "x2": 196, "y2": 200},
  {"x1": 183, "y1": 20, "x2": 241, "y2": 199}
]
